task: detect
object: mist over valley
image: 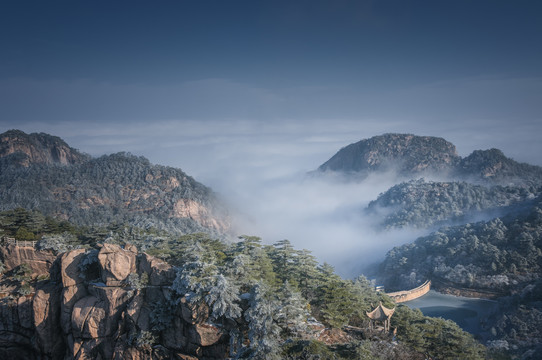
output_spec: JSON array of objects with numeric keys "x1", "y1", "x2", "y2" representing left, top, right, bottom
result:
[
  {"x1": 1, "y1": 1, "x2": 542, "y2": 358},
  {"x1": 2, "y1": 130, "x2": 542, "y2": 359}
]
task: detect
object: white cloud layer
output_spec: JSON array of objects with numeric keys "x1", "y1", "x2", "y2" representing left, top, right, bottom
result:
[{"x1": 1, "y1": 74, "x2": 541, "y2": 275}]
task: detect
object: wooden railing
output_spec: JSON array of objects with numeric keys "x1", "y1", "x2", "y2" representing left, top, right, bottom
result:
[{"x1": 2, "y1": 237, "x2": 36, "y2": 248}]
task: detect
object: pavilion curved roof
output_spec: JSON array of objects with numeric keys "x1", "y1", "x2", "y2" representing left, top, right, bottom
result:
[{"x1": 366, "y1": 302, "x2": 395, "y2": 321}]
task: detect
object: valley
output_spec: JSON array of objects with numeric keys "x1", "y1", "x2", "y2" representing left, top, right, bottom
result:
[{"x1": 0, "y1": 130, "x2": 541, "y2": 359}]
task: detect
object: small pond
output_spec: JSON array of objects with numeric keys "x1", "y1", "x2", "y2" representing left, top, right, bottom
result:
[{"x1": 403, "y1": 290, "x2": 498, "y2": 334}]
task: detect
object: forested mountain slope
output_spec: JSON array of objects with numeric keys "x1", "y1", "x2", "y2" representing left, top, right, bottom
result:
[
  {"x1": 318, "y1": 134, "x2": 542, "y2": 357},
  {"x1": 0, "y1": 211, "x2": 485, "y2": 359},
  {"x1": 379, "y1": 196, "x2": 542, "y2": 357},
  {"x1": 0, "y1": 130, "x2": 230, "y2": 237},
  {"x1": 368, "y1": 179, "x2": 539, "y2": 229},
  {"x1": 318, "y1": 133, "x2": 542, "y2": 231}
]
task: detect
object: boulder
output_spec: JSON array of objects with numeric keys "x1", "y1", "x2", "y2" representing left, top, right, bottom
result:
[
  {"x1": 60, "y1": 249, "x2": 87, "y2": 287},
  {"x1": 71, "y1": 296, "x2": 99, "y2": 338},
  {"x1": 187, "y1": 323, "x2": 224, "y2": 347},
  {"x1": 138, "y1": 253, "x2": 175, "y2": 286},
  {"x1": 16, "y1": 296, "x2": 33, "y2": 329},
  {"x1": 162, "y1": 316, "x2": 187, "y2": 350},
  {"x1": 33, "y1": 282, "x2": 64, "y2": 357},
  {"x1": 61, "y1": 283, "x2": 88, "y2": 334},
  {"x1": 180, "y1": 297, "x2": 209, "y2": 325},
  {"x1": 91, "y1": 286, "x2": 129, "y2": 337},
  {"x1": 98, "y1": 244, "x2": 137, "y2": 286}
]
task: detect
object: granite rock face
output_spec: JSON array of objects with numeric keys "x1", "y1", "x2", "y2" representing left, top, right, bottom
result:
[
  {"x1": 0, "y1": 129, "x2": 89, "y2": 167},
  {"x1": 1, "y1": 244, "x2": 57, "y2": 276},
  {"x1": 0, "y1": 243, "x2": 229, "y2": 360}
]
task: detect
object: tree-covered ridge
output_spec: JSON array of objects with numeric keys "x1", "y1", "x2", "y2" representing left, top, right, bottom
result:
[
  {"x1": 380, "y1": 196, "x2": 542, "y2": 291},
  {"x1": 379, "y1": 197, "x2": 542, "y2": 358},
  {"x1": 90, "y1": 234, "x2": 487, "y2": 359},
  {"x1": 458, "y1": 149, "x2": 542, "y2": 186},
  {"x1": 368, "y1": 179, "x2": 539, "y2": 229},
  {"x1": 0, "y1": 151, "x2": 230, "y2": 236},
  {"x1": 316, "y1": 134, "x2": 542, "y2": 187},
  {"x1": 0, "y1": 210, "x2": 485, "y2": 359}
]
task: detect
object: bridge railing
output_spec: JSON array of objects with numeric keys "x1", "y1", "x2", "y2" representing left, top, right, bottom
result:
[{"x1": 387, "y1": 280, "x2": 431, "y2": 303}]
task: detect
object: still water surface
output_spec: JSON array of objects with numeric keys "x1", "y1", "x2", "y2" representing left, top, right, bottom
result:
[{"x1": 403, "y1": 290, "x2": 498, "y2": 334}]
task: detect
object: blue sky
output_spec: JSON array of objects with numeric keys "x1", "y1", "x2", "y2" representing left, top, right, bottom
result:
[
  {"x1": 1, "y1": 1, "x2": 541, "y2": 270},
  {"x1": 1, "y1": 1, "x2": 540, "y2": 170}
]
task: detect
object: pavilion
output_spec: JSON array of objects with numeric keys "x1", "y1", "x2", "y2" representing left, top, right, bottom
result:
[{"x1": 366, "y1": 302, "x2": 395, "y2": 332}]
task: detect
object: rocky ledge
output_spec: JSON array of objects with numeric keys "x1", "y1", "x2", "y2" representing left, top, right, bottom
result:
[{"x1": 0, "y1": 243, "x2": 228, "y2": 360}]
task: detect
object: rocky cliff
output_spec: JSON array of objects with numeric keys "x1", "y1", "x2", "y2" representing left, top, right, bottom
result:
[
  {"x1": 0, "y1": 243, "x2": 228, "y2": 360},
  {"x1": 0, "y1": 130, "x2": 89, "y2": 167}
]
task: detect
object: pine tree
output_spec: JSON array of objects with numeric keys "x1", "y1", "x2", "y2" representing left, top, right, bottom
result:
[
  {"x1": 233, "y1": 235, "x2": 277, "y2": 286},
  {"x1": 225, "y1": 253, "x2": 250, "y2": 284},
  {"x1": 171, "y1": 241, "x2": 217, "y2": 299},
  {"x1": 276, "y1": 281, "x2": 308, "y2": 336},
  {"x1": 268, "y1": 239, "x2": 298, "y2": 285},
  {"x1": 316, "y1": 263, "x2": 355, "y2": 328},
  {"x1": 292, "y1": 248, "x2": 320, "y2": 300},
  {"x1": 205, "y1": 274, "x2": 242, "y2": 320},
  {"x1": 244, "y1": 283, "x2": 281, "y2": 360}
]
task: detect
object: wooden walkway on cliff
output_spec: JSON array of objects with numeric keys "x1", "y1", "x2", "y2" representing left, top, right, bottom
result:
[
  {"x1": 1, "y1": 236, "x2": 36, "y2": 248},
  {"x1": 386, "y1": 280, "x2": 431, "y2": 303}
]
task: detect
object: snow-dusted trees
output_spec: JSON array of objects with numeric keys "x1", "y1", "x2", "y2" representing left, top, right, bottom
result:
[
  {"x1": 205, "y1": 274, "x2": 242, "y2": 320},
  {"x1": 233, "y1": 235, "x2": 276, "y2": 285},
  {"x1": 171, "y1": 240, "x2": 218, "y2": 298},
  {"x1": 292, "y1": 248, "x2": 320, "y2": 300},
  {"x1": 276, "y1": 281, "x2": 308, "y2": 336},
  {"x1": 268, "y1": 239, "x2": 297, "y2": 284},
  {"x1": 244, "y1": 283, "x2": 281, "y2": 360},
  {"x1": 225, "y1": 253, "x2": 250, "y2": 283},
  {"x1": 37, "y1": 232, "x2": 80, "y2": 253}
]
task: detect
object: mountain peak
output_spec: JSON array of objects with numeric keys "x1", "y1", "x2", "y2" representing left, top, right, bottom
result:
[
  {"x1": 0, "y1": 130, "x2": 89, "y2": 166},
  {"x1": 317, "y1": 134, "x2": 542, "y2": 186},
  {"x1": 458, "y1": 148, "x2": 542, "y2": 184},
  {"x1": 318, "y1": 133, "x2": 459, "y2": 176}
]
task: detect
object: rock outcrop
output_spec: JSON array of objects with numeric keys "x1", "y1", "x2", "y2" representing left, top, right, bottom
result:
[
  {"x1": 0, "y1": 130, "x2": 89, "y2": 167},
  {"x1": 0, "y1": 244, "x2": 229, "y2": 360},
  {"x1": 0, "y1": 243, "x2": 57, "y2": 276}
]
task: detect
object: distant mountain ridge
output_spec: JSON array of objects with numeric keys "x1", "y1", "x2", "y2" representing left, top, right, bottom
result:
[
  {"x1": 317, "y1": 133, "x2": 542, "y2": 186},
  {"x1": 0, "y1": 130, "x2": 230, "y2": 237},
  {"x1": 318, "y1": 134, "x2": 542, "y2": 231}
]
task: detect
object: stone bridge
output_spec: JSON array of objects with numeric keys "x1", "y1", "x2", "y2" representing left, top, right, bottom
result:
[{"x1": 386, "y1": 280, "x2": 431, "y2": 303}]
